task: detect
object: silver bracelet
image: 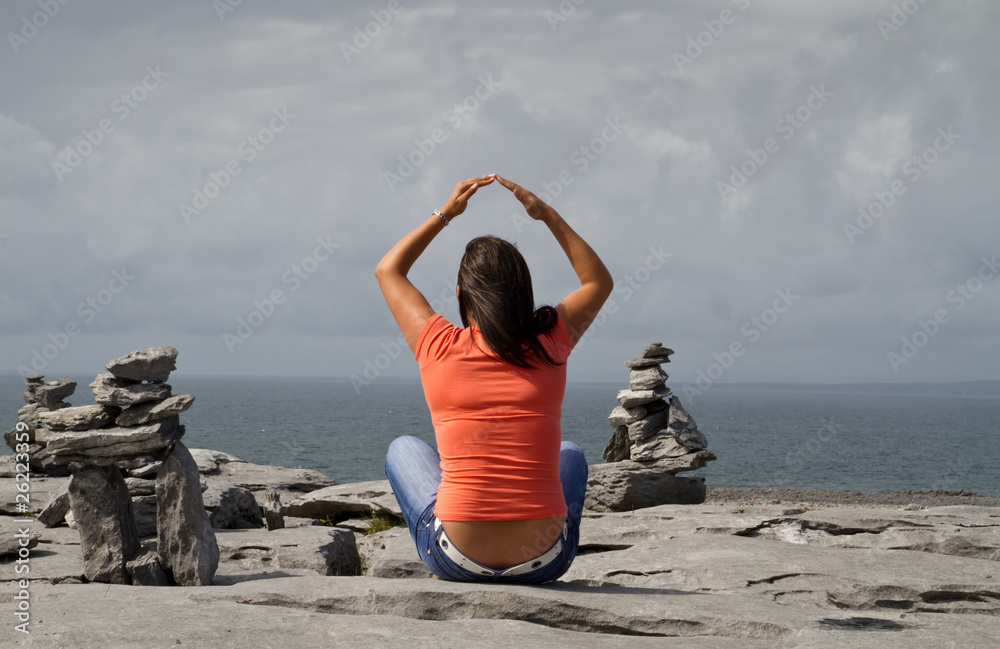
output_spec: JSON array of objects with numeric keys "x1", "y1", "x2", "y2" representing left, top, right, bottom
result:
[{"x1": 433, "y1": 209, "x2": 450, "y2": 226}]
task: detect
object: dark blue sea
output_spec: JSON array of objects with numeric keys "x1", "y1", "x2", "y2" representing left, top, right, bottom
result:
[{"x1": 3, "y1": 375, "x2": 998, "y2": 496}]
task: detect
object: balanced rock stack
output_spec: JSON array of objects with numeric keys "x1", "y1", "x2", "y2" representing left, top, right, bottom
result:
[
  {"x1": 585, "y1": 343, "x2": 716, "y2": 511},
  {"x1": 3, "y1": 375, "x2": 80, "y2": 474},
  {"x1": 30, "y1": 347, "x2": 218, "y2": 587}
]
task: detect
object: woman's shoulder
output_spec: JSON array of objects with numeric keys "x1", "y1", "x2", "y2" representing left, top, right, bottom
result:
[{"x1": 537, "y1": 313, "x2": 571, "y2": 364}]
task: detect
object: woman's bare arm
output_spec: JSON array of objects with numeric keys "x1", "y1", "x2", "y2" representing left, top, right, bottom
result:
[
  {"x1": 495, "y1": 175, "x2": 613, "y2": 348},
  {"x1": 375, "y1": 175, "x2": 495, "y2": 353}
]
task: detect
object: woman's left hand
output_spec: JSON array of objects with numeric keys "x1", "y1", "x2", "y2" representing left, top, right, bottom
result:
[{"x1": 440, "y1": 174, "x2": 496, "y2": 219}]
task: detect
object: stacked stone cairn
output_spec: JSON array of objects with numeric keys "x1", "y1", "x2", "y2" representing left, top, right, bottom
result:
[
  {"x1": 585, "y1": 343, "x2": 716, "y2": 511},
  {"x1": 6, "y1": 347, "x2": 219, "y2": 586}
]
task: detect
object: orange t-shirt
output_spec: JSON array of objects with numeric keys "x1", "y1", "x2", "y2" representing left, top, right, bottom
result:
[{"x1": 415, "y1": 313, "x2": 572, "y2": 521}]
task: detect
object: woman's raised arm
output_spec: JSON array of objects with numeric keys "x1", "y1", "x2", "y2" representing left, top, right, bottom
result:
[
  {"x1": 495, "y1": 175, "x2": 613, "y2": 348},
  {"x1": 375, "y1": 175, "x2": 495, "y2": 353}
]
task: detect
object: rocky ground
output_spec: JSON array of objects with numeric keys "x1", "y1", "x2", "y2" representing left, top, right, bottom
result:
[{"x1": 1, "y1": 453, "x2": 998, "y2": 648}]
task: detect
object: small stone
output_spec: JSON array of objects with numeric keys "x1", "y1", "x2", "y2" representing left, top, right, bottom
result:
[
  {"x1": 629, "y1": 433, "x2": 690, "y2": 462},
  {"x1": 617, "y1": 385, "x2": 671, "y2": 408},
  {"x1": 116, "y1": 395, "x2": 195, "y2": 427},
  {"x1": 106, "y1": 346, "x2": 178, "y2": 383},
  {"x1": 623, "y1": 356, "x2": 667, "y2": 369},
  {"x1": 34, "y1": 378, "x2": 77, "y2": 407},
  {"x1": 666, "y1": 397, "x2": 708, "y2": 451},
  {"x1": 626, "y1": 409, "x2": 670, "y2": 441},
  {"x1": 0, "y1": 523, "x2": 40, "y2": 556},
  {"x1": 38, "y1": 405, "x2": 121, "y2": 432},
  {"x1": 642, "y1": 343, "x2": 674, "y2": 359},
  {"x1": 17, "y1": 403, "x2": 45, "y2": 429},
  {"x1": 608, "y1": 405, "x2": 647, "y2": 427},
  {"x1": 601, "y1": 426, "x2": 631, "y2": 463},
  {"x1": 263, "y1": 490, "x2": 286, "y2": 531},
  {"x1": 37, "y1": 483, "x2": 72, "y2": 527},
  {"x1": 90, "y1": 373, "x2": 172, "y2": 407},
  {"x1": 629, "y1": 365, "x2": 669, "y2": 390},
  {"x1": 127, "y1": 547, "x2": 172, "y2": 586},
  {"x1": 125, "y1": 477, "x2": 157, "y2": 497},
  {"x1": 203, "y1": 482, "x2": 264, "y2": 529}
]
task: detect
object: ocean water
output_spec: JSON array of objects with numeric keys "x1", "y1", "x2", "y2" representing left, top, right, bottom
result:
[{"x1": 2, "y1": 375, "x2": 998, "y2": 496}]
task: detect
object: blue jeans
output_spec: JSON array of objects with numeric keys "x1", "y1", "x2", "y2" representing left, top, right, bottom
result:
[{"x1": 384, "y1": 435, "x2": 588, "y2": 584}]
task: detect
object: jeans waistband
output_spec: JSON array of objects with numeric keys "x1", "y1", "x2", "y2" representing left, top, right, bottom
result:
[{"x1": 433, "y1": 518, "x2": 566, "y2": 578}]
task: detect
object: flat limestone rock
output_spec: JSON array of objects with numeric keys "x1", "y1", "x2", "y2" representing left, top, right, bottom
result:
[
  {"x1": 616, "y1": 385, "x2": 671, "y2": 408},
  {"x1": 68, "y1": 463, "x2": 140, "y2": 583},
  {"x1": 17, "y1": 402, "x2": 46, "y2": 428},
  {"x1": 188, "y1": 448, "x2": 245, "y2": 474},
  {"x1": 156, "y1": 442, "x2": 219, "y2": 586},
  {"x1": 623, "y1": 356, "x2": 667, "y2": 369},
  {"x1": 356, "y1": 526, "x2": 433, "y2": 578},
  {"x1": 38, "y1": 404, "x2": 121, "y2": 431},
  {"x1": 215, "y1": 525, "x2": 361, "y2": 576},
  {"x1": 628, "y1": 365, "x2": 668, "y2": 390},
  {"x1": 106, "y1": 346, "x2": 178, "y2": 383},
  {"x1": 34, "y1": 377, "x2": 77, "y2": 407},
  {"x1": 45, "y1": 417, "x2": 185, "y2": 461},
  {"x1": 285, "y1": 479, "x2": 402, "y2": 523},
  {"x1": 0, "y1": 522, "x2": 40, "y2": 556},
  {"x1": 90, "y1": 373, "x2": 172, "y2": 406},
  {"x1": 607, "y1": 404, "x2": 646, "y2": 427},
  {"x1": 629, "y1": 433, "x2": 692, "y2": 462},
  {"x1": 116, "y1": 394, "x2": 195, "y2": 427},
  {"x1": 585, "y1": 461, "x2": 707, "y2": 511},
  {"x1": 213, "y1": 460, "x2": 336, "y2": 498}
]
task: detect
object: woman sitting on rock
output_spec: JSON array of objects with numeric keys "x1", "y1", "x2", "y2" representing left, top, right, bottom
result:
[{"x1": 377, "y1": 174, "x2": 613, "y2": 583}]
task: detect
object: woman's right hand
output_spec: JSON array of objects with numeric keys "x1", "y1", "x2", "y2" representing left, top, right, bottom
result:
[{"x1": 495, "y1": 175, "x2": 554, "y2": 222}]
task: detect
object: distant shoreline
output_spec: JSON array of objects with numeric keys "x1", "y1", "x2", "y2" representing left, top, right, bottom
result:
[{"x1": 706, "y1": 486, "x2": 1000, "y2": 508}]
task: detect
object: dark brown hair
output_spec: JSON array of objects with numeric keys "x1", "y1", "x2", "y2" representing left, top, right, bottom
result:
[{"x1": 457, "y1": 236, "x2": 563, "y2": 368}]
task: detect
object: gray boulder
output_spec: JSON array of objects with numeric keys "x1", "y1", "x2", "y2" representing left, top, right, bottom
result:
[
  {"x1": 285, "y1": 479, "x2": 402, "y2": 524},
  {"x1": 667, "y1": 396, "x2": 708, "y2": 450},
  {"x1": 216, "y1": 526, "x2": 361, "y2": 576},
  {"x1": 90, "y1": 373, "x2": 172, "y2": 406},
  {"x1": 67, "y1": 463, "x2": 140, "y2": 583},
  {"x1": 585, "y1": 461, "x2": 707, "y2": 511},
  {"x1": 203, "y1": 481, "x2": 264, "y2": 529},
  {"x1": 625, "y1": 408, "x2": 670, "y2": 441},
  {"x1": 356, "y1": 527, "x2": 433, "y2": 578},
  {"x1": 106, "y1": 346, "x2": 178, "y2": 383},
  {"x1": 38, "y1": 405, "x2": 121, "y2": 432},
  {"x1": 155, "y1": 442, "x2": 219, "y2": 586},
  {"x1": 116, "y1": 394, "x2": 194, "y2": 427}
]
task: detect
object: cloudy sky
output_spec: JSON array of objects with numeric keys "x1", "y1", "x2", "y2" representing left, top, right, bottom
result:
[{"x1": 1, "y1": 0, "x2": 997, "y2": 385}]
